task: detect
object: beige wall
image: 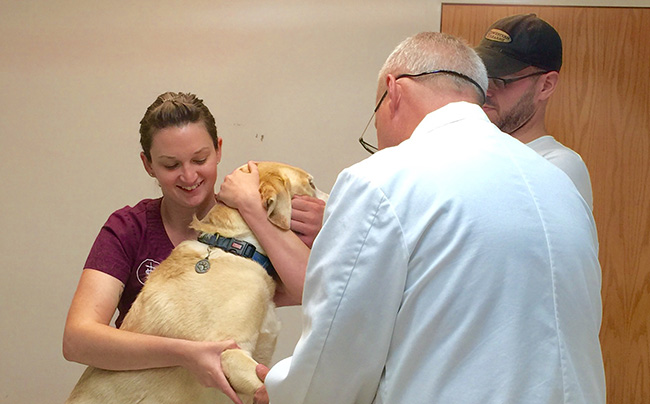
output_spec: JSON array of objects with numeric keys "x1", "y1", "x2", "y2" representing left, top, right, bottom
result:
[
  {"x1": 1, "y1": 1, "x2": 647, "y2": 402},
  {"x1": 0, "y1": 1, "x2": 434, "y2": 402}
]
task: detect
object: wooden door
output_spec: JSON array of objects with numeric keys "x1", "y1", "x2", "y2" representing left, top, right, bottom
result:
[{"x1": 441, "y1": 5, "x2": 650, "y2": 404}]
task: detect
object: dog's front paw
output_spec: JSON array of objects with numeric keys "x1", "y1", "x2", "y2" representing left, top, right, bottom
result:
[{"x1": 222, "y1": 349, "x2": 263, "y2": 396}]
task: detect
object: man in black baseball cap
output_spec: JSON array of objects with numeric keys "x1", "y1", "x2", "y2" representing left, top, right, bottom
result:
[
  {"x1": 476, "y1": 13, "x2": 562, "y2": 77},
  {"x1": 476, "y1": 14, "x2": 593, "y2": 210}
]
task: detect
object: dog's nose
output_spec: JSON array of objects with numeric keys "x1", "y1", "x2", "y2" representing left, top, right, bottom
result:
[{"x1": 315, "y1": 188, "x2": 329, "y2": 203}]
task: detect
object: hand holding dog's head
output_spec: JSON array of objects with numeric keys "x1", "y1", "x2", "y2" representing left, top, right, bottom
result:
[{"x1": 201, "y1": 161, "x2": 327, "y2": 234}]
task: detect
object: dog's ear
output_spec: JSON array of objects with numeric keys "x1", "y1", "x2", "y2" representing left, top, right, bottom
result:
[{"x1": 259, "y1": 173, "x2": 292, "y2": 230}]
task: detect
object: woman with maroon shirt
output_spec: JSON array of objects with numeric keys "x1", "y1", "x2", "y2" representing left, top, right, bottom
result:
[{"x1": 63, "y1": 92, "x2": 323, "y2": 403}]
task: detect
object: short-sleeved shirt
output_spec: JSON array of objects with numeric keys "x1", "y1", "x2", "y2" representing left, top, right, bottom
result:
[
  {"x1": 84, "y1": 198, "x2": 174, "y2": 328},
  {"x1": 527, "y1": 135, "x2": 593, "y2": 210}
]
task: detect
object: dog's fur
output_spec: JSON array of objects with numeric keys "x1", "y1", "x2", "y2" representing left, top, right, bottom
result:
[{"x1": 66, "y1": 162, "x2": 328, "y2": 404}]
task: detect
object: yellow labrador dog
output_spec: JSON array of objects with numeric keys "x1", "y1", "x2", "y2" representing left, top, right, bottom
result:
[{"x1": 66, "y1": 162, "x2": 328, "y2": 404}]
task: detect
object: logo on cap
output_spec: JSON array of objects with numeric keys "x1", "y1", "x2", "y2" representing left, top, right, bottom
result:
[{"x1": 485, "y1": 29, "x2": 511, "y2": 43}]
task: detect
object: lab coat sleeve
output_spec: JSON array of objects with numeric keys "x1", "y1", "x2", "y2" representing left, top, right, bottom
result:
[{"x1": 266, "y1": 169, "x2": 409, "y2": 404}]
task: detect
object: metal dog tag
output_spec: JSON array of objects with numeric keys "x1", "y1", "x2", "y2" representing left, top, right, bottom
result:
[{"x1": 195, "y1": 259, "x2": 210, "y2": 274}]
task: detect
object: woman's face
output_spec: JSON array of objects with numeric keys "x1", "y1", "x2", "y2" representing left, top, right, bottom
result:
[{"x1": 141, "y1": 122, "x2": 221, "y2": 210}]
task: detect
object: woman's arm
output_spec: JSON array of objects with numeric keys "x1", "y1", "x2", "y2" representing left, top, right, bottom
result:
[
  {"x1": 63, "y1": 268, "x2": 243, "y2": 404},
  {"x1": 218, "y1": 162, "x2": 323, "y2": 306}
]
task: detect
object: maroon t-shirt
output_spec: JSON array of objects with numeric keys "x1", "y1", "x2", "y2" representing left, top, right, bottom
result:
[{"x1": 84, "y1": 198, "x2": 174, "y2": 328}]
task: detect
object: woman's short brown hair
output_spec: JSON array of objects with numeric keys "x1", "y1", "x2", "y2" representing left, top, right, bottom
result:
[{"x1": 139, "y1": 92, "x2": 218, "y2": 161}]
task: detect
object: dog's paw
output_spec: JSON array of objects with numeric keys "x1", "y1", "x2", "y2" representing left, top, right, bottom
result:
[{"x1": 222, "y1": 349, "x2": 263, "y2": 396}]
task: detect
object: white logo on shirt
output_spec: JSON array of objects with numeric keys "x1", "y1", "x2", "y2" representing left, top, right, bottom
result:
[{"x1": 136, "y1": 259, "x2": 160, "y2": 285}]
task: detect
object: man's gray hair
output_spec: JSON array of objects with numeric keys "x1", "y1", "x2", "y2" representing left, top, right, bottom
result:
[{"x1": 378, "y1": 32, "x2": 488, "y2": 101}]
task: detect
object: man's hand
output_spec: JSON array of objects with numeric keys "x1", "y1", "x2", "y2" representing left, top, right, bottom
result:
[
  {"x1": 253, "y1": 364, "x2": 270, "y2": 404},
  {"x1": 291, "y1": 195, "x2": 325, "y2": 248}
]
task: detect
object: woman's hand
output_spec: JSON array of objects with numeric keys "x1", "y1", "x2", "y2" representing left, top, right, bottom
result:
[
  {"x1": 182, "y1": 340, "x2": 243, "y2": 404},
  {"x1": 291, "y1": 195, "x2": 325, "y2": 248},
  {"x1": 217, "y1": 161, "x2": 261, "y2": 213}
]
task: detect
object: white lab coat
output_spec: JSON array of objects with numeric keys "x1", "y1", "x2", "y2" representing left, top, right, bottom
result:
[{"x1": 266, "y1": 102, "x2": 605, "y2": 404}]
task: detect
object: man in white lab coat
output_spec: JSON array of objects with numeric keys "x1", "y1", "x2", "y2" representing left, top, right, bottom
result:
[{"x1": 261, "y1": 31, "x2": 605, "y2": 404}]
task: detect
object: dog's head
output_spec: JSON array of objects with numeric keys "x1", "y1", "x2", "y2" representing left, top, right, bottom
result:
[
  {"x1": 192, "y1": 162, "x2": 327, "y2": 236},
  {"x1": 250, "y1": 162, "x2": 328, "y2": 230}
]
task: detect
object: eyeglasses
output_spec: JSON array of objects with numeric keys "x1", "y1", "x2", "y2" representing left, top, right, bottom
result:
[
  {"x1": 358, "y1": 69, "x2": 486, "y2": 154},
  {"x1": 487, "y1": 71, "x2": 548, "y2": 91}
]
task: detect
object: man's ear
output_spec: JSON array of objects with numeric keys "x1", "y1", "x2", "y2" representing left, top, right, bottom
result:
[
  {"x1": 140, "y1": 152, "x2": 155, "y2": 177},
  {"x1": 386, "y1": 74, "x2": 402, "y2": 116},
  {"x1": 259, "y1": 173, "x2": 292, "y2": 230},
  {"x1": 538, "y1": 71, "x2": 559, "y2": 102}
]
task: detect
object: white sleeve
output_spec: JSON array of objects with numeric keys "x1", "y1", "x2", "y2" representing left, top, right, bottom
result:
[
  {"x1": 266, "y1": 169, "x2": 409, "y2": 404},
  {"x1": 544, "y1": 152, "x2": 593, "y2": 210}
]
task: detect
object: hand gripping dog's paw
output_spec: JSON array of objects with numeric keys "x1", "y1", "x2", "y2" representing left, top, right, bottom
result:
[{"x1": 222, "y1": 349, "x2": 264, "y2": 396}]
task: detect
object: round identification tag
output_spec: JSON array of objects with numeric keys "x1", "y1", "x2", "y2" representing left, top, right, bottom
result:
[{"x1": 195, "y1": 259, "x2": 210, "y2": 273}]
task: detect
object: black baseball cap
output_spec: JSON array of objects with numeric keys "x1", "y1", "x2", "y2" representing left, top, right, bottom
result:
[{"x1": 475, "y1": 14, "x2": 562, "y2": 77}]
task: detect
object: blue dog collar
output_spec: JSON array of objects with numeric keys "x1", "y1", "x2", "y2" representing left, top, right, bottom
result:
[{"x1": 197, "y1": 232, "x2": 277, "y2": 277}]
